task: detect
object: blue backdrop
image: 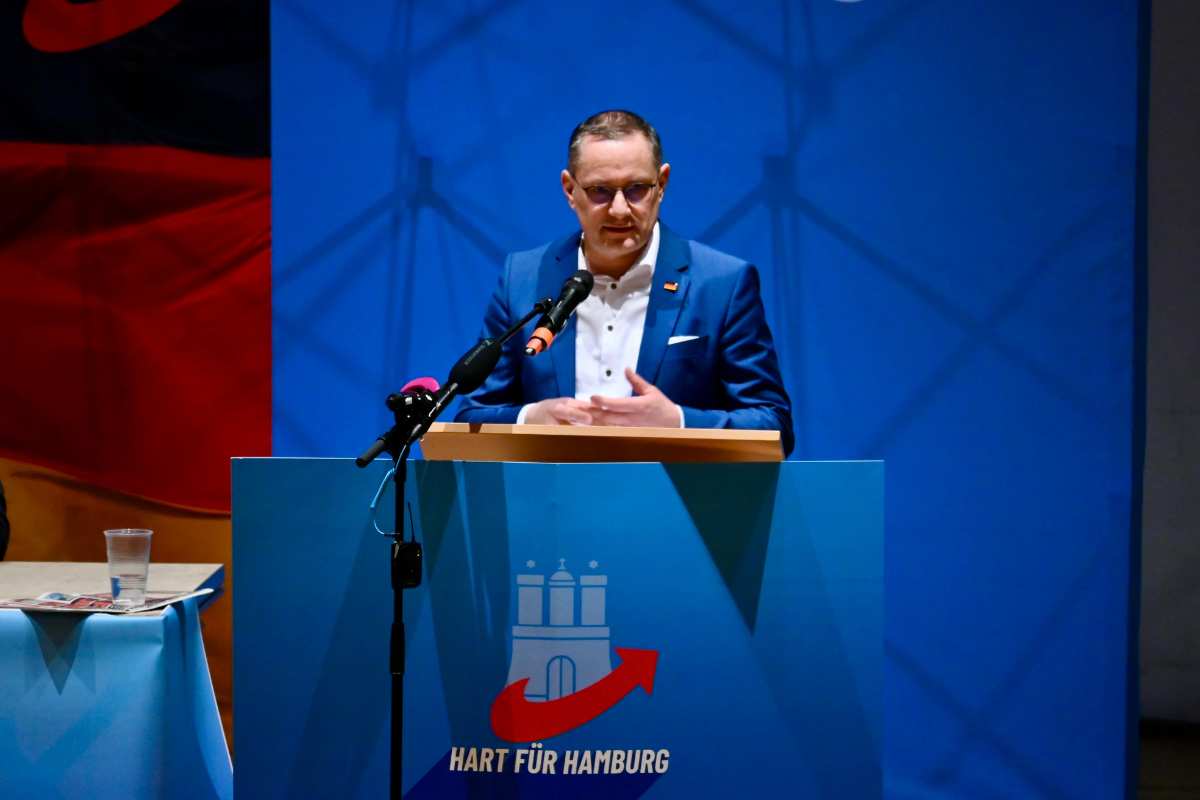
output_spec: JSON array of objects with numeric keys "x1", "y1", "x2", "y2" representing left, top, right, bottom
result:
[{"x1": 272, "y1": 1, "x2": 1141, "y2": 796}]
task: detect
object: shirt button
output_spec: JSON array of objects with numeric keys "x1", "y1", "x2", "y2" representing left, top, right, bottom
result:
[
  {"x1": 605, "y1": 369, "x2": 612, "y2": 377},
  {"x1": 607, "y1": 325, "x2": 613, "y2": 332}
]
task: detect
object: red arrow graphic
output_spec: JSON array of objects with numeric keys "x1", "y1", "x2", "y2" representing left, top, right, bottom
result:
[
  {"x1": 490, "y1": 648, "x2": 659, "y2": 742},
  {"x1": 24, "y1": 0, "x2": 183, "y2": 53}
]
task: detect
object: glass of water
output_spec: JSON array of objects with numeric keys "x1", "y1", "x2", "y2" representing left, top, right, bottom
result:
[{"x1": 104, "y1": 528, "x2": 153, "y2": 609}]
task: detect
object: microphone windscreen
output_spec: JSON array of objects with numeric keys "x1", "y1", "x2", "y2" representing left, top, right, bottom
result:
[
  {"x1": 401, "y1": 376, "x2": 440, "y2": 393},
  {"x1": 448, "y1": 339, "x2": 503, "y2": 394}
]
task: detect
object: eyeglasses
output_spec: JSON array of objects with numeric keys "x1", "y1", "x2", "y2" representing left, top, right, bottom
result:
[{"x1": 573, "y1": 178, "x2": 658, "y2": 206}]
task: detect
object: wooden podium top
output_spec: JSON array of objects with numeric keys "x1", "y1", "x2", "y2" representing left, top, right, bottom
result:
[{"x1": 419, "y1": 422, "x2": 783, "y2": 463}]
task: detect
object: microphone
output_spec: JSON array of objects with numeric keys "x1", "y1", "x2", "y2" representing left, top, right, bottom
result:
[
  {"x1": 445, "y1": 338, "x2": 503, "y2": 396},
  {"x1": 525, "y1": 270, "x2": 594, "y2": 356},
  {"x1": 356, "y1": 377, "x2": 441, "y2": 466}
]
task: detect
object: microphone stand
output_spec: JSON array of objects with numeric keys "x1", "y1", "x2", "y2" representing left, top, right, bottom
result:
[{"x1": 356, "y1": 296, "x2": 552, "y2": 800}]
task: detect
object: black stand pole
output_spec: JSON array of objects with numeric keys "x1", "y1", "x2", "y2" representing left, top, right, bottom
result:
[
  {"x1": 358, "y1": 422, "x2": 421, "y2": 800},
  {"x1": 355, "y1": 294, "x2": 554, "y2": 800},
  {"x1": 379, "y1": 434, "x2": 427, "y2": 800},
  {"x1": 385, "y1": 438, "x2": 418, "y2": 800}
]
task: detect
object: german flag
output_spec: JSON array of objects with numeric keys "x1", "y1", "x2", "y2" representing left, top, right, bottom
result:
[
  {"x1": 1, "y1": 0, "x2": 269, "y2": 510},
  {"x1": 0, "y1": 0, "x2": 269, "y2": 740}
]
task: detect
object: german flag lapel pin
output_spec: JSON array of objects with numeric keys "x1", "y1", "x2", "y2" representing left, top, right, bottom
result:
[{"x1": 663, "y1": 281, "x2": 679, "y2": 293}]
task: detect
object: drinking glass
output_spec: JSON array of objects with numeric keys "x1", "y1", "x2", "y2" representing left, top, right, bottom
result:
[{"x1": 104, "y1": 528, "x2": 152, "y2": 608}]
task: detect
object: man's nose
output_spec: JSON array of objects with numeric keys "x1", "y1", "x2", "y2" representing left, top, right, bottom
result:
[{"x1": 609, "y1": 189, "x2": 632, "y2": 216}]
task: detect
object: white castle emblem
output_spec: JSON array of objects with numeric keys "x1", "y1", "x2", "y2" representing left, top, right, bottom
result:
[{"x1": 505, "y1": 559, "x2": 613, "y2": 702}]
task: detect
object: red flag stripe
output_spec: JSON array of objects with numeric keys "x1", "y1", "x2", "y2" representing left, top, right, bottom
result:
[{"x1": 0, "y1": 142, "x2": 270, "y2": 511}]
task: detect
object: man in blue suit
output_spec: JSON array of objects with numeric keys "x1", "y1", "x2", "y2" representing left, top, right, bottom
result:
[{"x1": 455, "y1": 110, "x2": 793, "y2": 455}]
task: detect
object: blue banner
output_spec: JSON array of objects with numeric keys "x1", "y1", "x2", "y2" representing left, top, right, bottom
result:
[
  {"x1": 233, "y1": 459, "x2": 883, "y2": 798},
  {"x1": 270, "y1": 1, "x2": 1141, "y2": 795}
]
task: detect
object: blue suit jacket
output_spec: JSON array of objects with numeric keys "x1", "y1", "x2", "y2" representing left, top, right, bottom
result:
[{"x1": 455, "y1": 225, "x2": 794, "y2": 455}]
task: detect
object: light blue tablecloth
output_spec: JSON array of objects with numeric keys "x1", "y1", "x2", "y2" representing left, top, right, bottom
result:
[{"x1": 0, "y1": 598, "x2": 232, "y2": 800}]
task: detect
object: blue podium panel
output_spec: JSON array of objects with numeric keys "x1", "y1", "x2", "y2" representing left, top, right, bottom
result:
[
  {"x1": 233, "y1": 458, "x2": 883, "y2": 799},
  {"x1": 0, "y1": 599, "x2": 233, "y2": 800}
]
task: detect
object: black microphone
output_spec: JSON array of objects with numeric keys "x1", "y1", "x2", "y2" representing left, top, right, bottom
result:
[
  {"x1": 446, "y1": 338, "x2": 504, "y2": 396},
  {"x1": 525, "y1": 270, "x2": 594, "y2": 356}
]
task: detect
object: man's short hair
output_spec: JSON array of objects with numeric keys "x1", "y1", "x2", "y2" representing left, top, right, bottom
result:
[{"x1": 567, "y1": 110, "x2": 663, "y2": 174}]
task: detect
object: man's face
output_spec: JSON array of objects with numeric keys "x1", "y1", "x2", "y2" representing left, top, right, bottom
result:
[{"x1": 561, "y1": 133, "x2": 670, "y2": 275}]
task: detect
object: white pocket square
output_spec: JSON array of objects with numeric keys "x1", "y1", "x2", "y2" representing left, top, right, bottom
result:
[{"x1": 668, "y1": 335, "x2": 700, "y2": 345}]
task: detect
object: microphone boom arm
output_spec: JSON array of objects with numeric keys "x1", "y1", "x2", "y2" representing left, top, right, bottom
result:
[
  {"x1": 400, "y1": 297, "x2": 553, "y2": 447},
  {"x1": 501, "y1": 297, "x2": 553, "y2": 345}
]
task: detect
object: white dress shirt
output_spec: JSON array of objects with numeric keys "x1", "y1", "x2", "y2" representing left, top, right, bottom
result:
[{"x1": 517, "y1": 222, "x2": 683, "y2": 426}]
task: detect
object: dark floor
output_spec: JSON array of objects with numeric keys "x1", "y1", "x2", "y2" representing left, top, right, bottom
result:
[{"x1": 1140, "y1": 720, "x2": 1200, "y2": 799}]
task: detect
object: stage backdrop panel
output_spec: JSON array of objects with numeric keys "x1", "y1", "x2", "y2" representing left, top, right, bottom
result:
[{"x1": 271, "y1": 1, "x2": 1142, "y2": 796}]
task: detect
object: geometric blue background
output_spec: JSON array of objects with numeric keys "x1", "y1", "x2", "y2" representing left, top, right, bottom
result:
[{"x1": 271, "y1": 1, "x2": 1142, "y2": 796}]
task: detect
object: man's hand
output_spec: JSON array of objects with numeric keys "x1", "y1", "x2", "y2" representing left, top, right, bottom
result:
[
  {"x1": 524, "y1": 397, "x2": 595, "y2": 425},
  {"x1": 589, "y1": 368, "x2": 682, "y2": 428}
]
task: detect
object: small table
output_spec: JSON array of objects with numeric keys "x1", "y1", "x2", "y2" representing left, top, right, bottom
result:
[
  {"x1": 0, "y1": 562, "x2": 231, "y2": 800},
  {"x1": 0, "y1": 561, "x2": 225, "y2": 606}
]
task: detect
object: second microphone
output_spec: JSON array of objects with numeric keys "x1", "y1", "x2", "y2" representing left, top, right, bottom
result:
[{"x1": 525, "y1": 270, "x2": 594, "y2": 356}]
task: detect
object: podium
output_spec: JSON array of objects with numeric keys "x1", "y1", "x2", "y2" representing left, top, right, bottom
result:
[{"x1": 233, "y1": 427, "x2": 882, "y2": 798}]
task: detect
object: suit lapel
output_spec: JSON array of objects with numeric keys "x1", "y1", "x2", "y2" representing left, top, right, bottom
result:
[
  {"x1": 539, "y1": 232, "x2": 581, "y2": 398},
  {"x1": 636, "y1": 225, "x2": 691, "y2": 384}
]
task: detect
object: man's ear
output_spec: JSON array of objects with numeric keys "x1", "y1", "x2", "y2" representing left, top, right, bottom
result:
[
  {"x1": 561, "y1": 169, "x2": 578, "y2": 211},
  {"x1": 657, "y1": 162, "x2": 671, "y2": 196}
]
